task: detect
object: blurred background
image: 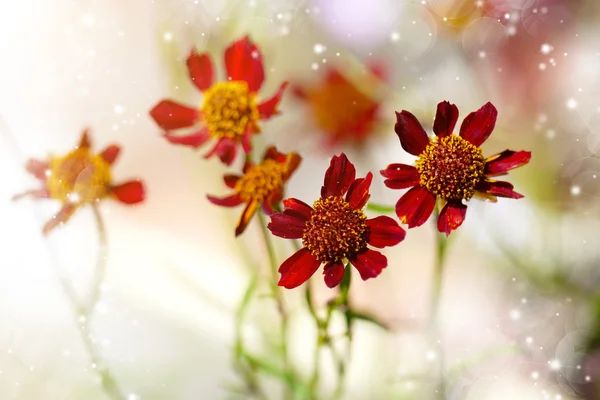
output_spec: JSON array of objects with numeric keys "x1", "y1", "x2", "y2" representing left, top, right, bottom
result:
[{"x1": 1, "y1": 0, "x2": 600, "y2": 398}]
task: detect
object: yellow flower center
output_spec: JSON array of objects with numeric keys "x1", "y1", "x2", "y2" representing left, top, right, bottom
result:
[
  {"x1": 46, "y1": 149, "x2": 112, "y2": 204},
  {"x1": 234, "y1": 159, "x2": 286, "y2": 203},
  {"x1": 202, "y1": 81, "x2": 260, "y2": 139},
  {"x1": 415, "y1": 135, "x2": 485, "y2": 201},
  {"x1": 302, "y1": 196, "x2": 368, "y2": 263}
]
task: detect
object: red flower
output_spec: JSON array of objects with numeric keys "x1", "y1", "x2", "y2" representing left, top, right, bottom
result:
[
  {"x1": 381, "y1": 101, "x2": 531, "y2": 236},
  {"x1": 13, "y1": 130, "x2": 145, "y2": 235},
  {"x1": 207, "y1": 146, "x2": 301, "y2": 236},
  {"x1": 149, "y1": 35, "x2": 288, "y2": 166},
  {"x1": 292, "y1": 65, "x2": 384, "y2": 148},
  {"x1": 268, "y1": 154, "x2": 406, "y2": 289}
]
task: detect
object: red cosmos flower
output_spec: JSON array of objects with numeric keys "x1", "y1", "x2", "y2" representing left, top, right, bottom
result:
[
  {"x1": 207, "y1": 146, "x2": 301, "y2": 236},
  {"x1": 13, "y1": 130, "x2": 145, "y2": 235},
  {"x1": 381, "y1": 101, "x2": 531, "y2": 236},
  {"x1": 292, "y1": 65, "x2": 384, "y2": 148},
  {"x1": 268, "y1": 154, "x2": 406, "y2": 289},
  {"x1": 149, "y1": 35, "x2": 288, "y2": 166}
]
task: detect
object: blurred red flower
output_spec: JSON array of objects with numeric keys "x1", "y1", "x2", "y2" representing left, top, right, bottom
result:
[
  {"x1": 381, "y1": 101, "x2": 531, "y2": 235},
  {"x1": 268, "y1": 154, "x2": 405, "y2": 289},
  {"x1": 149, "y1": 36, "x2": 287, "y2": 166},
  {"x1": 13, "y1": 130, "x2": 145, "y2": 235},
  {"x1": 207, "y1": 146, "x2": 301, "y2": 236}
]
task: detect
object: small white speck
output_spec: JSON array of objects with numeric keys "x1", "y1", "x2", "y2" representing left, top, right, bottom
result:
[
  {"x1": 311, "y1": 63, "x2": 319, "y2": 70},
  {"x1": 390, "y1": 32, "x2": 400, "y2": 42},
  {"x1": 549, "y1": 359, "x2": 561, "y2": 370},
  {"x1": 163, "y1": 32, "x2": 173, "y2": 41},
  {"x1": 313, "y1": 43, "x2": 326, "y2": 54},
  {"x1": 114, "y1": 105, "x2": 125, "y2": 114},
  {"x1": 566, "y1": 98, "x2": 578, "y2": 109},
  {"x1": 531, "y1": 371, "x2": 539, "y2": 379},
  {"x1": 426, "y1": 350, "x2": 436, "y2": 361},
  {"x1": 571, "y1": 185, "x2": 581, "y2": 196},
  {"x1": 541, "y1": 43, "x2": 553, "y2": 54}
]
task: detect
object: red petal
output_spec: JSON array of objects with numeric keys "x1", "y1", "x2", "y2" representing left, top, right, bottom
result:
[
  {"x1": 224, "y1": 36, "x2": 264, "y2": 92},
  {"x1": 163, "y1": 127, "x2": 210, "y2": 148},
  {"x1": 433, "y1": 101, "x2": 459, "y2": 138},
  {"x1": 346, "y1": 172, "x2": 373, "y2": 209},
  {"x1": 284, "y1": 153, "x2": 302, "y2": 180},
  {"x1": 380, "y1": 164, "x2": 420, "y2": 189},
  {"x1": 394, "y1": 110, "x2": 429, "y2": 156},
  {"x1": 43, "y1": 204, "x2": 77, "y2": 235},
  {"x1": 235, "y1": 201, "x2": 259, "y2": 236},
  {"x1": 207, "y1": 193, "x2": 244, "y2": 207},
  {"x1": 437, "y1": 201, "x2": 467, "y2": 236},
  {"x1": 258, "y1": 82, "x2": 288, "y2": 119},
  {"x1": 323, "y1": 262, "x2": 345, "y2": 288},
  {"x1": 78, "y1": 129, "x2": 92, "y2": 149},
  {"x1": 12, "y1": 188, "x2": 50, "y2": 201},
  {"x1": 321, "y1": 153, "x2": 356, "y2": 198},
  {"x1": 111, "y1": 180, "x2": 145, "y2": 204},
  {"x1": 224, "y1": 174, "x2": 241, "y2": 189},
  {"x1": 459, "y1": 102, "x2": 498, "y2": 147},
  {"x1": 187, "y1": 50, "x2": 214, "y2": 91},
  {"x1": 282, "y1": 198, "x2": 313, "y2": 221},
  {"x1": 25, "y1": 159, "x2": 49, "y2": 180},
  {"x1": 484, "y1": 150, "x2": 532, "y2": 176},
  {"x1": 241, "y1": 128, "x2": 252, "y2": 154},
  {"x1": 350, "y1": 249, "x2": 387, "y2": 281},
  {"x1": 366, "y1": 216, "x2": 406, "y2": 248},
  {"x1": 204, "y1": 137, "x2": 238, "y2": 165},
  {"x1": 99, "y1": 145, "x2": 120, "y2": 165},
  {"x1": 150, "y1": 100, "x2": 198, "y2": 130},
  {"x1": 475, "y1": 179, "x2": 524, "y2": 199},
  {"x1": 395, "y1": 186, "x2": 436, "y2": 228},
  {"x1": 278, "y1": 248, "x2": 320, "y2": 289},
  {"x1": 268, "y1": 210, "x2": 309, "y2": 239}
]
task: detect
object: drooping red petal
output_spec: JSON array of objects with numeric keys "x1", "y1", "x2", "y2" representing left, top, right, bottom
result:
[
  {"x1": 380, "y1": 164, "x2": 421, "y2": 189},
  {"x1": 207, "y1": 193, "x2": 244, "y2": 207},
  {"x1": 25, "y1": 159, "x2": 49, "y2": 181},
  {"x1": 278, "y1": 248, "x2": 320, "y2": 289},
  {"x1": 366, "y1": 216, "x2": 406, "y2": 248},
  {"x1": 204, "y1": 137, "x2": 238, "y2": 165},
  {"x1": 163, "y1": 128, "x2": 210, "y2": 148},
  {"x1": 484, "y1": 150, "x2": 532, "y2": 176},
  {"x1": 284, "y1": 153, "x2": 302, "y2": 180},
  {"x1": 459, "y1": 102, "x2": 498, "y2": 147},
  {"x1": 433, "y1": 101, "x2": 459, "y2": 138},
  {"x1": 475, "y1": 179, "x2": 524, "y2": 199},
  {"x1": 395, "y1": 186, "x2": 436, "y2": 228},
  {"x1": 323, "y1": 262, "x2": 345, "y2": 288},
  {"x1": 224, "y1": 35, "x2": 265, "y2": 92},
  {"x1": 350, "y1": 248, "x2": 387, "y2": 281},
  {"x1": 235, "y1": 201, "x2": 259, "y2": 236},
  {"x1": 43, "y1": 204, "x2": 77, "y2": 235},
  {"x1": 437, "y1": 201, "x2": 467, "y2": 236},
  {"x1": 111, "y1": 180, "x2": 145, "y2": 204},
  {"x1": 99, "y1": 145, "x2": 121, "y2": 165},
  {"x1": 258, "y1": 82, "x2": 288, "y2": 119},
  {"x1": 321, "y1": 153, "x2": 356, "y2": 198},
  {"x1": 394, "y1": 110, "x2": 429, "y2": 156},
  {"x1": 12, "y1": 188, "x2": 50, "y2": 201},
  {"x1": 268, "y1": 208, "x2": 309, "y2": 239},
  {"x1": 186, "y1": 50, "x2": 214, "y2": 91},
  {"x1": 224, "y1": 174, "x2": 241, "y2": 188},
  {"x1": 346, "y1": 172, "x2": 373, "y2": 209},
  {"x1": 150, "y1": 100, "x2": 199, "y2": 130},
  {"x1": 282, "y1": 198, "x2": 313, "y2": 221},
  {"x1": 241, "y1": 128, "x2": 252, "y2": 154},
  {"x1": 78, "y1": 129, "x2": 92, "y2": 149}
]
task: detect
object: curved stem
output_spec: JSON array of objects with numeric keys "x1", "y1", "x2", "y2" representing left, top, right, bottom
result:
[
  {"x1": 87, "y1": 204, "x2": 108, "y2": 313},
  {"x1": 365, "y1": 202, "x2": 395, "y2": 214}
]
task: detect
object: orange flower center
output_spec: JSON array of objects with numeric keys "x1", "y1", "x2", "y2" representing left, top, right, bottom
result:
[
  {"x1": 46, "y1": 149, "x2": 112, "y2": 204},
  {"x1": 302, "y1": 196, "x2": 368, "y2": 263},
  {"x1": 234, "y1": 159, "x2": 286, "y2": 203},
  {"x1": 415, "y1": 135, "x2": 485, "y2": 200},
  {"x1": 202, "y1": 81, "x2": 259, "y2": 139}
]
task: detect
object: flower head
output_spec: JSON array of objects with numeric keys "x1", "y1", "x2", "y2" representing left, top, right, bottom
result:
[
  {"x1": 13, "y1": 130, "x2": 145, "y2": 235},
  {"x1": 292, "y1": 65, "x2": 384, "y2": 148},
  {"x1": 381, "y1": 101, "x2": 531, "y2": 235},
  {"x1": 268, "y1": 154, "x2": 406, "y2": 289},
  {"x1": 149, "y1": 35, "x2": 288, "y2": 166},
  {"x1": 208, "y1": 146, "x2": 301, "y2": 236}
]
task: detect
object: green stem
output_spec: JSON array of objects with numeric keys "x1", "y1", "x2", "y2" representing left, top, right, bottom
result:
[
  {"x1": 365, "y1": 202, "x2": 395, "y2": 214},
  {"x1": 429, "y1": 203, "x2": 448, "y2": 399},
  {"x1": 332, "y1": 264, "x2": 352, "y2": 400}
]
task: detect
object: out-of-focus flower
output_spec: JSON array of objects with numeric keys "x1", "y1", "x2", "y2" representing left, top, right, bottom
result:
[
  {"x1": 207, "y1": 146, "x2": 301, "y2": 236},
  {"x1": 292, "y1": 64, "x2": 385, "y2": 148},
  {"x1": 149, "y1": 35, "x2": 288, "y2": 166},
  {"x1": 268, "y1": 154, "x2": 405, "y2": 289},
  {"x1": 13, "y1": 130, "x2": 145, "y2": 235},
  {"x1": 381, "y1": 101, "x2": 531, "y2": 235}
]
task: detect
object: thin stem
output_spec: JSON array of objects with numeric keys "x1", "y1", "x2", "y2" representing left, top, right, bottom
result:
[
  {"x1": 365, "y1": 202, "x2": 395, "y2": 214},
  {"x1": 87, "y1": 204, "x2": 108, "y2": 313},
  {"x1": 429, "y1": 204, "x2": 448, "y2": 399}
]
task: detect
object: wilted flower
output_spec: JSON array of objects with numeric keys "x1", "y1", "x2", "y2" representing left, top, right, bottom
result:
[
  {"x1": 381, "y1": 101, "x2": 531, "y2": 235},
  {"x1": 13, "y1": 130, "x2": 145, "y2": 234},
  {"x1": 149, "y1": 35, "x2": 287, "y2": 165},
  {"x1": 268, "y1": 154, "x2": 405, "y2": 289},
  {"x1": 207, "y1": 146, "x2": 301, "y2": 236}
]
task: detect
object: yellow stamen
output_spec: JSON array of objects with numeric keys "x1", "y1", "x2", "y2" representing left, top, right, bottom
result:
[{"x1": 234, "y1": 159, "x2": 286, "y2": 203}]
